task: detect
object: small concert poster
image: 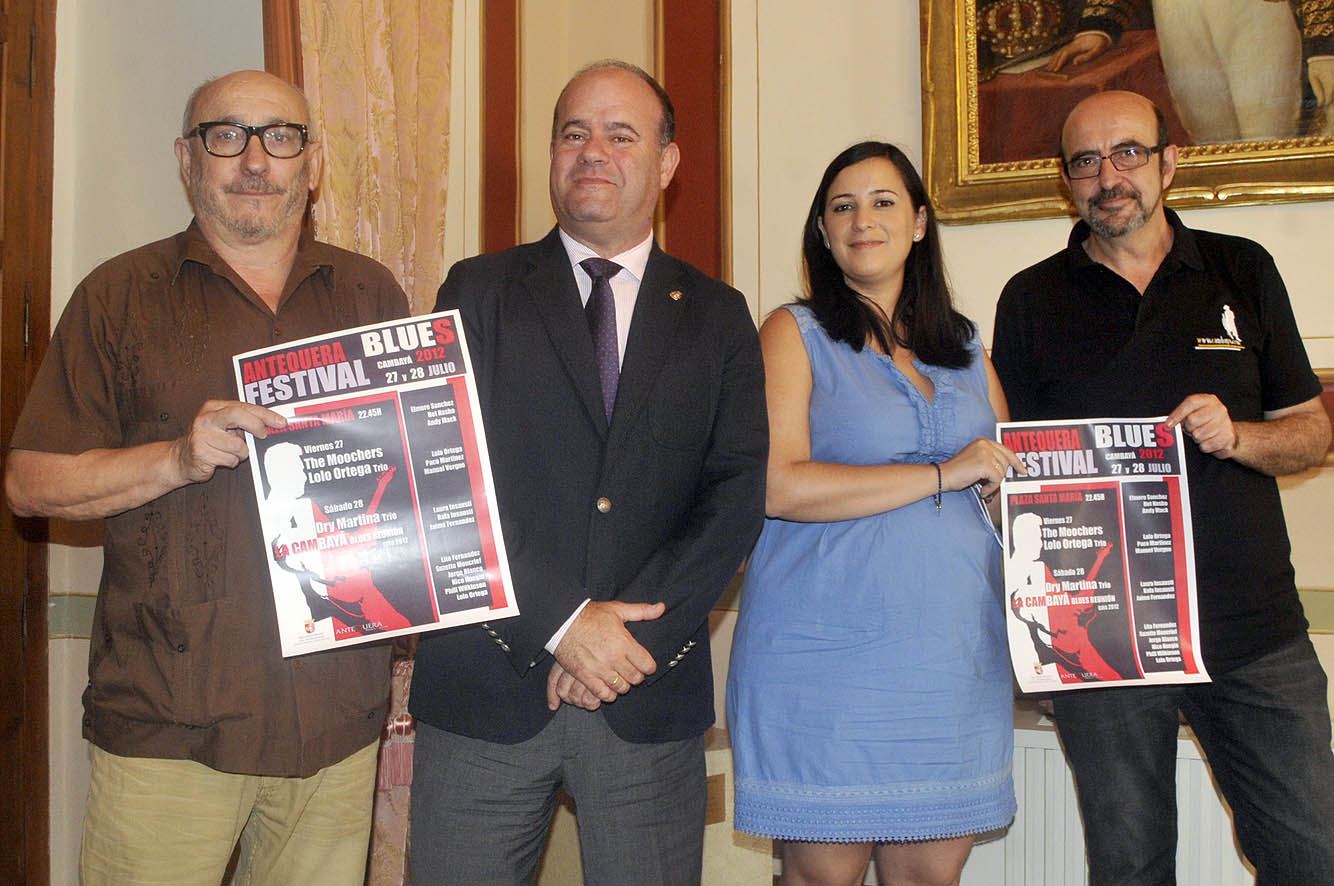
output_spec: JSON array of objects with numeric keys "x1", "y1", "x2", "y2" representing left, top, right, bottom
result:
[
  {"x1": 998, "y1": 417, "x2": 1210, "y2": 693},
  {"x1": 234, "y1": 310, "x2": 517, "y2": 657}
]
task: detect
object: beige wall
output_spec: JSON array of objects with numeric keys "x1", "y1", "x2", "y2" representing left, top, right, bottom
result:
[
  {"x1": 517, "y1": 0, "x2": 653, "y2": 241},
  {"x1": 445, "y1": 0, "x2": 485, "y2": 272}
]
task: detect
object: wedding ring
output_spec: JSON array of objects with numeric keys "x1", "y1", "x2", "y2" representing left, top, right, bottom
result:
[{"x1": 609, "y1": 674, "x2": 622, "y2": 687}]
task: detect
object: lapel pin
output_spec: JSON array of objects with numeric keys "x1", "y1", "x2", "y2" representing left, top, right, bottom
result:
[{"x1": 669, "y1": 290, "x2": 683, "y2": 301}]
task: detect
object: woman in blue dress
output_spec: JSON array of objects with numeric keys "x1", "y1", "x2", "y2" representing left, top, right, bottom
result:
[{"x1": 727, "y1": 142, "x2": 1023, "y2": 885}]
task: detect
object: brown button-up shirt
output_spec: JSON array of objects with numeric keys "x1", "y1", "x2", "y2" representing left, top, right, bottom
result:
[{"x1": 12, "y1": 222, "x2": 410, "y2": 776}]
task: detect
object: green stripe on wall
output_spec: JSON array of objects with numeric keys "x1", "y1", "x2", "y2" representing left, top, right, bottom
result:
[
  {"x1": 46, "y1": 587, "x2": 1334, "y2": 637},
  {"x1": 49, "y1": 593, "x2": 96, "y2": 639},
  {"x1": 1300, "y1": 589, "x2": 1334, "y2": 634}
]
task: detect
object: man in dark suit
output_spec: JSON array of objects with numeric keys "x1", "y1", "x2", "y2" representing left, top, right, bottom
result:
[{"x1": 408, "y1": 60, "x2": 767, "y2": 885}]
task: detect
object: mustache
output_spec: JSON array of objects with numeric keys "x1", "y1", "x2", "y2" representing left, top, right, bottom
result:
[
  {"x1": 224, "y1": 175, "x2": 284, "y2": 196},
  {"x1": 1091, "y1": 185, "x2": 1138, "y2": 208}
]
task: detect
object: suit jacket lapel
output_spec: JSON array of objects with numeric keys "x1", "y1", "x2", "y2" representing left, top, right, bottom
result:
[
  {"x1": 520, "y1": 229, "x2": 607, "y2": 434},
  {"x1": 612, "y1": 244, "x2": 684, "y2": 439}
]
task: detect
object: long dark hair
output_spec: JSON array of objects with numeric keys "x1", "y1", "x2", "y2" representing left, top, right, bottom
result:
[{"x1": 801, "y1": 141, "x2": 973, "y2": 369}]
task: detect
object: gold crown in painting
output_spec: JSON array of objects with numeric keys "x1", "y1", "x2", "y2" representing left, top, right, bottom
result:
[{"x1": 978, "y1": 0, "x2": 1064, "y2": 59}]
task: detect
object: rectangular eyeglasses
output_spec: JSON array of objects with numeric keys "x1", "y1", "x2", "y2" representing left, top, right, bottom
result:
[
  {"x1": 192, "y1": 122, "x2": 309, "y2": 159},
  {"x1": 1064, "y1": 144, "x2": 1164, "y2": 180}
]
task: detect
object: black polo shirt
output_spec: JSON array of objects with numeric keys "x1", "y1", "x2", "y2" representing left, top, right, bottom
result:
[{"x1": 992, "y1": 210, "x2": 1321, "y2": 673}]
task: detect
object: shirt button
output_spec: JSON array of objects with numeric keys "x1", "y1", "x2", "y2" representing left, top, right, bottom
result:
[{"x1": 596, "y1": 497, "x2": 611, "y2": 514}]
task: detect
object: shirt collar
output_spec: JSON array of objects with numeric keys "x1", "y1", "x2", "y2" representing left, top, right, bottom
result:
[
  {"x1": 1066, "y1": 207, "x2": 1204, "y2": 276},
  {"x1": 557, "y1": 228, "x2": 653, "y2": 283},
  {"x1": 171, "y1": 218, "x2": 335, "y2": 288}
]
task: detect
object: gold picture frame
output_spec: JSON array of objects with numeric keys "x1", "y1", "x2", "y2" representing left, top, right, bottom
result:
[{"x1": 920, "y1": 0, "x2": 1334, "y2": 224}]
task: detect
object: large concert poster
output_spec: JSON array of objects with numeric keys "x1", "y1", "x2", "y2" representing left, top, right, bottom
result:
[
  {"x1": 234, "y1": 311, "x2": 517, "y2": 657},
  {"x1": 998, "y1": 418, "x2": 1210, "y2": 693}
]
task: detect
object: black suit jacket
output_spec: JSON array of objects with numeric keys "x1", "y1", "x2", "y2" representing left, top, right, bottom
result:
[{"x1": 410, "y1": 229, "x2": 767, "y2": 744}]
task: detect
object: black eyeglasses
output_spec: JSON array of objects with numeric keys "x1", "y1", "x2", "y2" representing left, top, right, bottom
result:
[
  {"x1": 1064, "y1": 144, "x2": 1164, "y2": 180},
  {"x1": 192, "y1": 122, "x2": 309, "y2": 159}
]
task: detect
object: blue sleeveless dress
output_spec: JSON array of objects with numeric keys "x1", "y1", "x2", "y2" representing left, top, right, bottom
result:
[{"x1": 727, "y1": 304, "x2": 1015, "y2": 841}]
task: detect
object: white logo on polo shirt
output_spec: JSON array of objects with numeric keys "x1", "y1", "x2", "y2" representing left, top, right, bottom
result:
[{"x1": 1195, "y1": 304, "x2": 1244, "y2": 351}]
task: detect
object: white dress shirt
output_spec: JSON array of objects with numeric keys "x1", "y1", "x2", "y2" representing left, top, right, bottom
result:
[{"x1": 544, "y1": 229, "x2": 655, "y2": 654}]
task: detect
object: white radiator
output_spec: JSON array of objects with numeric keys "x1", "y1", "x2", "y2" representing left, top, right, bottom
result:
[
  {"x1": 955, "y1": 705, "x2": 1255, "y2": 886},
  {"x1": 769, "y1": 704, "x2": 1257, "y2": 885}
]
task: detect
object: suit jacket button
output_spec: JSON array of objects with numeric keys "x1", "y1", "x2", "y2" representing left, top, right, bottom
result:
[{"x1": 596, "y1": 497, "x2": 612, "y2": 513}]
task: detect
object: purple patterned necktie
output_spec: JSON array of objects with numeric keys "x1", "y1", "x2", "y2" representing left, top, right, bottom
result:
[{"x1": 580, "y1": 257, "x2": 621, "y2": 422}]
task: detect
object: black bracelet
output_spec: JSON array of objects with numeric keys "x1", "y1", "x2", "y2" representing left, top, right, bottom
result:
[{"x1": 932, "y1": 462, "x2": 942, "y2": 513}]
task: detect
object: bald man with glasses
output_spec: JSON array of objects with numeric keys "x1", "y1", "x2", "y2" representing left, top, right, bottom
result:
[
  {"x1": 6, "y1": 70, "x2": 408, "y2": 885},
  {"x1": 993, "y1": 90, "x2": 1334, "y2": 886}
]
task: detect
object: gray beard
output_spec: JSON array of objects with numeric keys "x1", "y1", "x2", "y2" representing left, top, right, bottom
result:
[
  {"x1": 1084, "y1": 186, "x2": 1151, "y2": 239},
  {"x1": 189, "y1": 166, "x2": 309, "y2": 242}
]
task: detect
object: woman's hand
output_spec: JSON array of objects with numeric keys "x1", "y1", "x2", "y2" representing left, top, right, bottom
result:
[{"x1": 940, "y1": 438, "x2": 1026, "y2": 501}]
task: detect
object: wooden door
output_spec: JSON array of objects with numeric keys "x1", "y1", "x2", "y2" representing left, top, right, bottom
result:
[{"x1": 0, "y1": 0, "x2": 55, "y2": 883}]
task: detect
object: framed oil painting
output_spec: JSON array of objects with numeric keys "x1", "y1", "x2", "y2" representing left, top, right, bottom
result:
[{"x1": 921, "y1": 0, "x2": 1334, "y2": 223}]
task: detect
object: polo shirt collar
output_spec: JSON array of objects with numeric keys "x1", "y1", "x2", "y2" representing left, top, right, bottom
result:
[{"x1": 1065, "y1": 207, "x2": 1205, "y2": 277}]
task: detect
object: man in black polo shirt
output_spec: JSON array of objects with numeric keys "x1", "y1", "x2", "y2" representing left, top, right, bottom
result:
[{"x1": 993, "y1": 90, "x2": 1334, "y2": 885}]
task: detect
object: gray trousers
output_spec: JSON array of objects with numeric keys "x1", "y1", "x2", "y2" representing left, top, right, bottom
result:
[{"x1": 410, "y1": 705, "x2": 707, "y2": 885}]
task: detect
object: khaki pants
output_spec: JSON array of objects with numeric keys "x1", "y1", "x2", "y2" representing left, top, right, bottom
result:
[{"x1": 80, "y1": 741, "x2": 378, "y2": 886}]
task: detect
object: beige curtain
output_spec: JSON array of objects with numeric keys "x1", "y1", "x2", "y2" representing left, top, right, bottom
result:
[{"x1": 299, "y1": 0, "x2": 453, "y2": 315}]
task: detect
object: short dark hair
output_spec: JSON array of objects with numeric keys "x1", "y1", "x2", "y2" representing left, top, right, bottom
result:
[
  {"x1": 1152, "y1": 103, "x2": 1169, "y2": 150},
  {"x1": 799, "y1": 141, "x2": 974, "y2": 369},
  {"x1": 1056, "y1": 96, "x2": 1170, "y2": 160},
  {"x1": 551, "y1": 59, "x2": 676, "y2": 148}
]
